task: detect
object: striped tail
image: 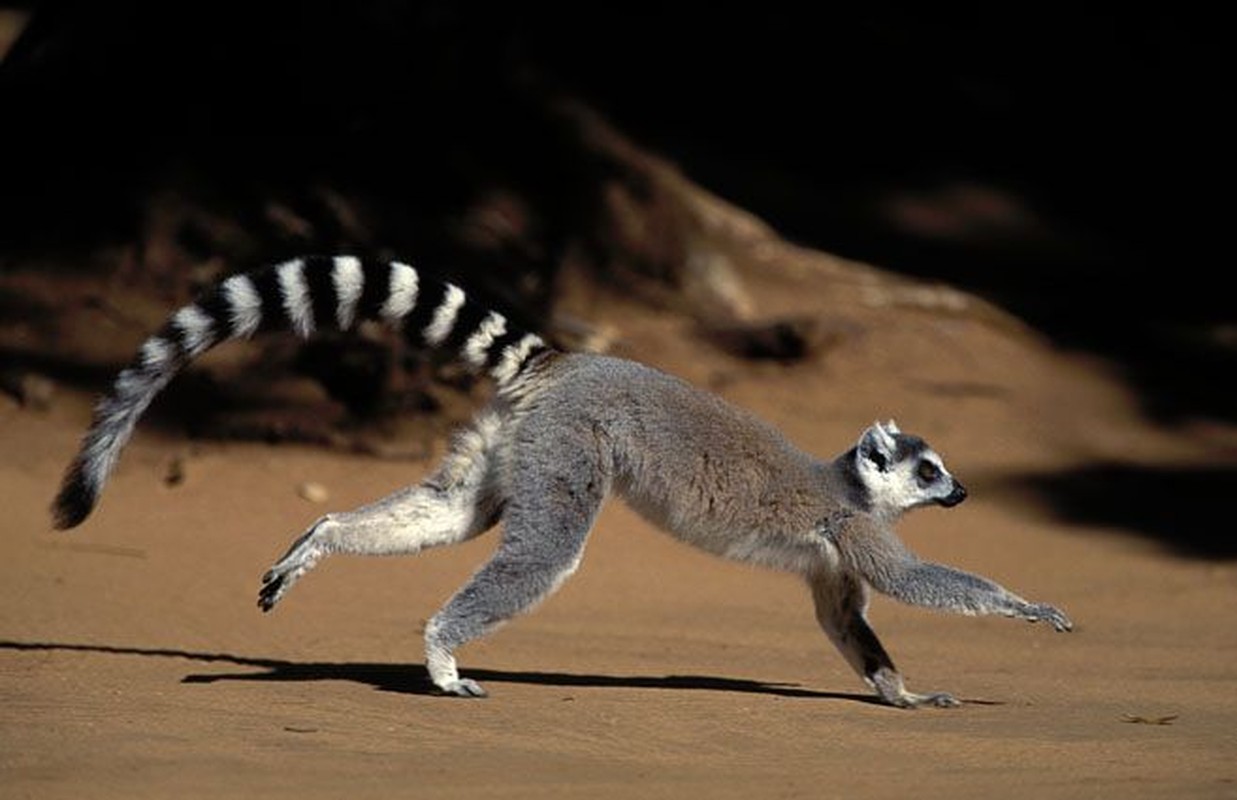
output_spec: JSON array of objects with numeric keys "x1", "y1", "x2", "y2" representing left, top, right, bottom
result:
[{"x1": 52, "y1": 255, "x2": 553, "y2": 530}]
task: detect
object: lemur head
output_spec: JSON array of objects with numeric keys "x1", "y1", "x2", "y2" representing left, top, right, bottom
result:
[{"x1": 853, "y1": 420, "x2": 967, "y2": 520}]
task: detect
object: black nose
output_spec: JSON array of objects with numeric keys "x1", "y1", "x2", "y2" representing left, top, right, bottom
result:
[{"x1": 939, "y1": 481, "x2": 968, "y2": 507}]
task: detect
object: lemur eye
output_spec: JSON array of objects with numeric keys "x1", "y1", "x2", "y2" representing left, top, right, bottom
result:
[{"x1": 917, "y1": 461, "x2": 940, "y2": 483}]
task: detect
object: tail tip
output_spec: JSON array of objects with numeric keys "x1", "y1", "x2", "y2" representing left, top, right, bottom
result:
[{"x1": 51, "y1": 468, "x2": 96, "y2": 530}]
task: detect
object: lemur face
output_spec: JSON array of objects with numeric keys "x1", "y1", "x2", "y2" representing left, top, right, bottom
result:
[{"x1": 854, "y1": 421, "x2": 967, "y2": 518}]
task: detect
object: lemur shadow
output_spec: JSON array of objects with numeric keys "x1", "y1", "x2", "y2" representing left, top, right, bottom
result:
[{"x1": 1, "y1": 639, "x2": 997, "y2": 707}]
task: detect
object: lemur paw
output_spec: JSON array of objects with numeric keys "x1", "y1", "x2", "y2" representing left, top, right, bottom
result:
[
  {"x1": 1025, "y1": 603, "x2": 1073, "y2": 632},
  {"x1": 258, "y1": 551, "x2": 319, "y2": 611},
  {"x1": 257, "y1": 523, "x2": 327, "y2": 612},
  {"x1": 890, "y1": 691, "x2": 960, "y2": 709},
  {"x1": 435, "y1": 678, "x2": 488, "y2": 698}
]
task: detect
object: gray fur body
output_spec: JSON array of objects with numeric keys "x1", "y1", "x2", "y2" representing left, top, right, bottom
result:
[
  {"x1": 54, "y1": 256, "x2": 1072, "y2": 707},
  {"x1": 539, "y1": 355, "x2": 831, "y2": 570}
]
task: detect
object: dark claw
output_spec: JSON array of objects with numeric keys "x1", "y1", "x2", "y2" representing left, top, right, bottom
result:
[
  {"x1": 1027, "y1": 602, "x2": 1073, "y2": 632},
  {"x1": 257, "y1": 578, "x2": 283, "y2": 612}
]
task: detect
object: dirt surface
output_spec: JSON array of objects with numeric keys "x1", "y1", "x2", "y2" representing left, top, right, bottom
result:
[{"x1": 3, "y1": 254, "x2": 1236, "y2": 799}]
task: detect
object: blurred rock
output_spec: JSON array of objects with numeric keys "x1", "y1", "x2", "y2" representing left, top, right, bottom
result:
[{"x1": 0, "y1": 370, "x2": 55, "y2": 410}]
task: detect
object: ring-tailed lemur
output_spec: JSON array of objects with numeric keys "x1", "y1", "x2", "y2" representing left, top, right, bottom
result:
[{"x1": 53, "y1": 255, "x2": 1072, "y2": 707}]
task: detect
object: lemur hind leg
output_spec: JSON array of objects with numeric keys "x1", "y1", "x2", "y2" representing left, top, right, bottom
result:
[
  {"x1": 809, "y1": 571, "x2": 960, "y2": 709},
  {"x1": 424, "y1": 445, "x2": 610, "y2": 698},
  {"x1": 258, "y1": 412, "x2": 506, "y2": 611}
]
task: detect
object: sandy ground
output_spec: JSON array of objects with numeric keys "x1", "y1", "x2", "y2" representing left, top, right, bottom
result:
[{"x1": 2, "y1": 256, "x2": 1236, "y2": 799}]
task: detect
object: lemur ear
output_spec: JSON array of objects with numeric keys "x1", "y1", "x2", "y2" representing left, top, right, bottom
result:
[
  {"x1": 858, "y1": 422, "x2": 898, "y2": 471},
  {"x1": 881, "y1": 419, "x2": 900, "y2": 435}
]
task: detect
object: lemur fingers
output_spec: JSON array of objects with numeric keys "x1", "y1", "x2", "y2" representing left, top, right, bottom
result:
[
  {"x1": 868, "y1": 666, "x2": 961, "y2": 709},
  {"x1": 434, "y1": 678, "x2": 488, "y2": 699},
  {"x1": 259, "y1": 518, "x2": 328, "y2": 611},
  {"x1": 1020, "y1": 602, "x2": 1074, "y2": 632},
  {"x1": 897, "y1": 691, "x2": 961, "y2": 709}
]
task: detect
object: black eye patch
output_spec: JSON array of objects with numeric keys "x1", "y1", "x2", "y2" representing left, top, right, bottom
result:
[{"x1": 917, "y1": 460, "x2": 940, "y2": 483}]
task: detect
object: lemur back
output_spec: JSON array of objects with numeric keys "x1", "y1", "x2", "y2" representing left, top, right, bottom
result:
[{"x1": 54, "y1": 255, "x2": 1073, "y2": 707}]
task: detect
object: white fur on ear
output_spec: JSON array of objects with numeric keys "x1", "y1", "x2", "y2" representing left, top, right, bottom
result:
[
  {"x1": 881, "y1": 419, "x2": 900, "y2": 435},
  {"x1": 871, "y1": 421, "x2": 898, "y2": 450},
  {"x1": 859, "y1": 422, "x2": 897, "y2": 466}
]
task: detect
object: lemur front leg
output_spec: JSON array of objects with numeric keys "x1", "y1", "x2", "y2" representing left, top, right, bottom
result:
[
  {"x1": 883, "y1": 562, "x2": 1075, "y2": 630},
  {"x1": 258, "y1": 412, "x2": 506, "y2": 611},
  {"x1": 809, "y1": 571, "x2": 960, "y2": 708},
  {"x1": 834, "y1": 519, "x2": 1073, "y2": 631}
]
